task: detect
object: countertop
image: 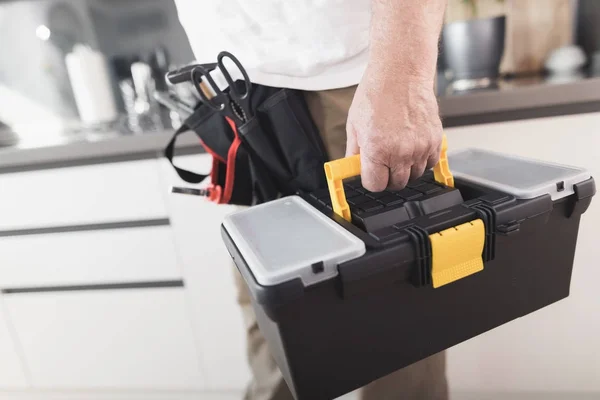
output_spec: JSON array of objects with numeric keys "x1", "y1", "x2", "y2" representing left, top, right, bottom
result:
[
  {"x1": 437, "y1": 73, "x2": 600, "y2": 127},
  {"x1": 2, "y1": 73, "x2": 600, "y2": 173},
  {"x1": 0, "y1": 128, "x2": 203, "y2": 173}
]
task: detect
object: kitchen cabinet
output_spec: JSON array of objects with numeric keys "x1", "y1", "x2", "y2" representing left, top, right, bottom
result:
[
  {"x1": 0, "y1": 225, "x2": 182, "y2": 288},
  {"x1": 0, "y1": 299, "x2": 28, "y2": 389},
  {"x1": 4, "y1": 288, "x2": 204, "y2": 390},
  {"x1": 0, "y1": 159, "x2": 168, "y2": 231},
  {"x1": 158, "y1": 153, "x2": 252, "y2": 391},
  {"x1": 446, "y1": 112, "x2": 600, "y2": 393}
]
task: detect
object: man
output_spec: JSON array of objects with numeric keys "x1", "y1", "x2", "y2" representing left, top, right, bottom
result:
[{"x1": 175, "y1": 1, "x2": 448, "y2": 399}]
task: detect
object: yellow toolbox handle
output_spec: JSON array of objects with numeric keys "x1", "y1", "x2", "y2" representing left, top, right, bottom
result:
[
  {"x1": 324, "y1": 135, "x2": 484, "y2": 289},
  {"x1": 324, "y1": 134, "x2": 454, "y2": 222}
]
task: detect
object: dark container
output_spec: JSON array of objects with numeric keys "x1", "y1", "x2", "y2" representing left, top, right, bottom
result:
[
  {"x1": 222, "y1": 153, "x2": 595, "y2": 400},
  {"x1": 442, "y1": 15, "x2": 506, "y2": 81}
]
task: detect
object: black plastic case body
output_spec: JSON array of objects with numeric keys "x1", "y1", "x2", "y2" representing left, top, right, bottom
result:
[{"x1": 221, "y1": 176, "x2": 596, "y2": 400}]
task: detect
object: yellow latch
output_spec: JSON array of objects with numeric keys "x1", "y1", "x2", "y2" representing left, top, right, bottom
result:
[
  {"x1": 429, "y1": 219, "x2": 485, "y2": 288},
  {"x1": 324, "y1": 134, "x2": 454, "y2": 222}
]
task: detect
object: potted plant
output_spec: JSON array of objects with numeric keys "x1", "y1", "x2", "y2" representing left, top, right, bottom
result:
[{"x1": 441, "y1": 0, "x2": 507, "y2": 88}]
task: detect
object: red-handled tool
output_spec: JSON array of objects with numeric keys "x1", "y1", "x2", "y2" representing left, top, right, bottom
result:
[{"x1": 171, "y1": 185, "x2": 222, "y2": 202}]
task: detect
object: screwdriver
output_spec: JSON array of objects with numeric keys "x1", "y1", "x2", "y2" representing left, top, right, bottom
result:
[{"x1": 171, "y1": 186, "x2": 213, "y2": 197}]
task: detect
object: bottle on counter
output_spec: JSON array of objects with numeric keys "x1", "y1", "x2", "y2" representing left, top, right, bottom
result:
[{"x1": 65, "y1": 44, "x2": 118, "y2": 126}]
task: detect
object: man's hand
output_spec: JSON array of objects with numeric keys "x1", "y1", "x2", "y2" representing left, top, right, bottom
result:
[
  {"x1": 346, "y1": 71, "x2": 443, "y2": 192},
  {"x1": 346, "y1": 0, "x2": 447, "y2": 192}
]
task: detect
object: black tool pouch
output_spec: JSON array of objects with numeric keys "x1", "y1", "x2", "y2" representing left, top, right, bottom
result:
[
  {"x1": 165, "y1": 102, "x2": 257, "y2": 205},
  {"x1": 241, "y1": 84, "x2": 329, "y2": 194},
  {"x1": 164, "y1": 82, "x2": 329, "y2": 206}
]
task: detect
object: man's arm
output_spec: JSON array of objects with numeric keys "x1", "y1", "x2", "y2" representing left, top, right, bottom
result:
[{"x1": 346, "y1": 0, "x2": 447, "y2": 191}]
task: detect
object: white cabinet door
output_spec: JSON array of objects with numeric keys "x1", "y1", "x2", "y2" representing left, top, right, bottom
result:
[
  {"x1": 0, "y1": 299, "x2": 28, "y2": 389},
  {"x1": 4, "y1": 288, "x2": 204, "y2": 390},
  {"x1": 0, "y1": 226, "x2": 182, "y2": 288},
  {"x1": 446, "y1": 112, "x2": 600, "y2": 393},
  {"x1": 158, "y1": 154, "x2": 251, "y2": 391},
  {"x1": 0, "y1": 159, "x2": 168, "y2": 231}
]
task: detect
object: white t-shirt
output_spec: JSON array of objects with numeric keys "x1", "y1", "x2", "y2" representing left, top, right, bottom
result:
[{"x1": 174, "y1": 0, "x2": 371, "y2": 91}]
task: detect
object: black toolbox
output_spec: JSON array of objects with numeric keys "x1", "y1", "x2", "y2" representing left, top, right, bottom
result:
[{"x1": 221, "y1": 139, "x2": 595, "y2": 400}]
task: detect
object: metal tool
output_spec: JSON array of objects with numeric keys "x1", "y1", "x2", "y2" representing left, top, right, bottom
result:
[
  {"x1": 153, "y1": 91, "x2": 194, "y2": 117},
  {"x1": 189, "y1": 51, "x2": 253, "y2": 125},
  {"x1": 171, "y1": 186, "x2": 220, "y2": 201},
  {"x1": 166, "y1": 63, "x2": 215, "y2": 84},
  {"x1": 166, "y1": 63, "x2": 217, "y2": 101},
  {"x1": 171, "y1": 186, "x2": 211, "y2": 196}
]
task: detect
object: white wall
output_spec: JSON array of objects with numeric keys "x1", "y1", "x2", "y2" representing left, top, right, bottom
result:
[{"x1": 445, "y1": 112, "x2": 600, "y2": 396}]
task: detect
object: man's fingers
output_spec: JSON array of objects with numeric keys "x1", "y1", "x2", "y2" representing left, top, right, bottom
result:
[
  {"x1": 409, "y1": 162, "x2": 427, "y2": 182},
  {"x1": 361, "y1": 156, "x2": 389, "y2": 192},
  {"x1": 387, "y1": 164, "x2": 411, "y2": 191},
  {"x1": 426, "y1": 151, "x2": 441, "y2": 169}
]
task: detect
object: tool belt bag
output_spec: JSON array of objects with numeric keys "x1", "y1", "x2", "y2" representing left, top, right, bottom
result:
[{"x1": 165, "y1": 82, "x2": 329, "y2": 206}]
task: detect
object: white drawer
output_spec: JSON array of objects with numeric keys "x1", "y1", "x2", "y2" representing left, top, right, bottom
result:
[
  {"x1": 0, "y1": 299, "x2": 28, "y2": 389},
  {"x1": 4, "y1": 288, "x2": 205, "y2": 390},
  {"x1": 0, "y1": 226, "x2": 182, "y2": 288},
  {"x1": 0, "y1": 159, "x2": 168, "y2": 231},
  {"x1": 159, "y1": 155, "x2": 251, "y2": 390}
]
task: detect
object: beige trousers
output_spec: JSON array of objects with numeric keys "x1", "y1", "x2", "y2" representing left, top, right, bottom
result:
[{"x1": 233, "y1": 86, "x2": 449, "y2": 400}]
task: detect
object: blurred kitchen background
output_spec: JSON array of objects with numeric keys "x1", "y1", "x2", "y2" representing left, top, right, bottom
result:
[
  {"x1": 0, "y1": 0, "x2": 196, "y2": 148},
  {"x1": 0, "y1": 0, "x2": 599, "y2": 400}
]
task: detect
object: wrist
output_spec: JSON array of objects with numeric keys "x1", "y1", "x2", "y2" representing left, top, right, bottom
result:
[
  {"x1": 368, "y1": 0, "x2": 445, "y2": 83},
  {"x1": 365, "y1": 52, "x2": 437, "y2": 87}
]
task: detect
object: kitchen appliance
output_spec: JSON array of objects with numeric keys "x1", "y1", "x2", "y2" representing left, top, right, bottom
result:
[
  {"x1": 442, "y1": 15, "x2": 506, "y2": 90},
  {"x1": 576, "y1": 0, "x2": 600, "y2": 60}
]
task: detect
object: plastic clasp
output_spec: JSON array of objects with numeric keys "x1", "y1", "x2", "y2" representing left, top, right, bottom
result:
[
  {"x1": 429, "y1": 219, "x2": 485, "y2": 288},
  {"x1": 324, "y1": 134, "x2": 454, "y2": 222}
]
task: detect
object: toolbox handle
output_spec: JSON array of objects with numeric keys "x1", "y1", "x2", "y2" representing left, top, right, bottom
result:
[{"x1": 324, "y1": 134, "x2": 454, "y2": 222}]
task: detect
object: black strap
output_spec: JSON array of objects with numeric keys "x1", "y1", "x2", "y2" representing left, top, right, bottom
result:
[{"x1": 164, "y1": 123, "x2": 210, "y2": 184}]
